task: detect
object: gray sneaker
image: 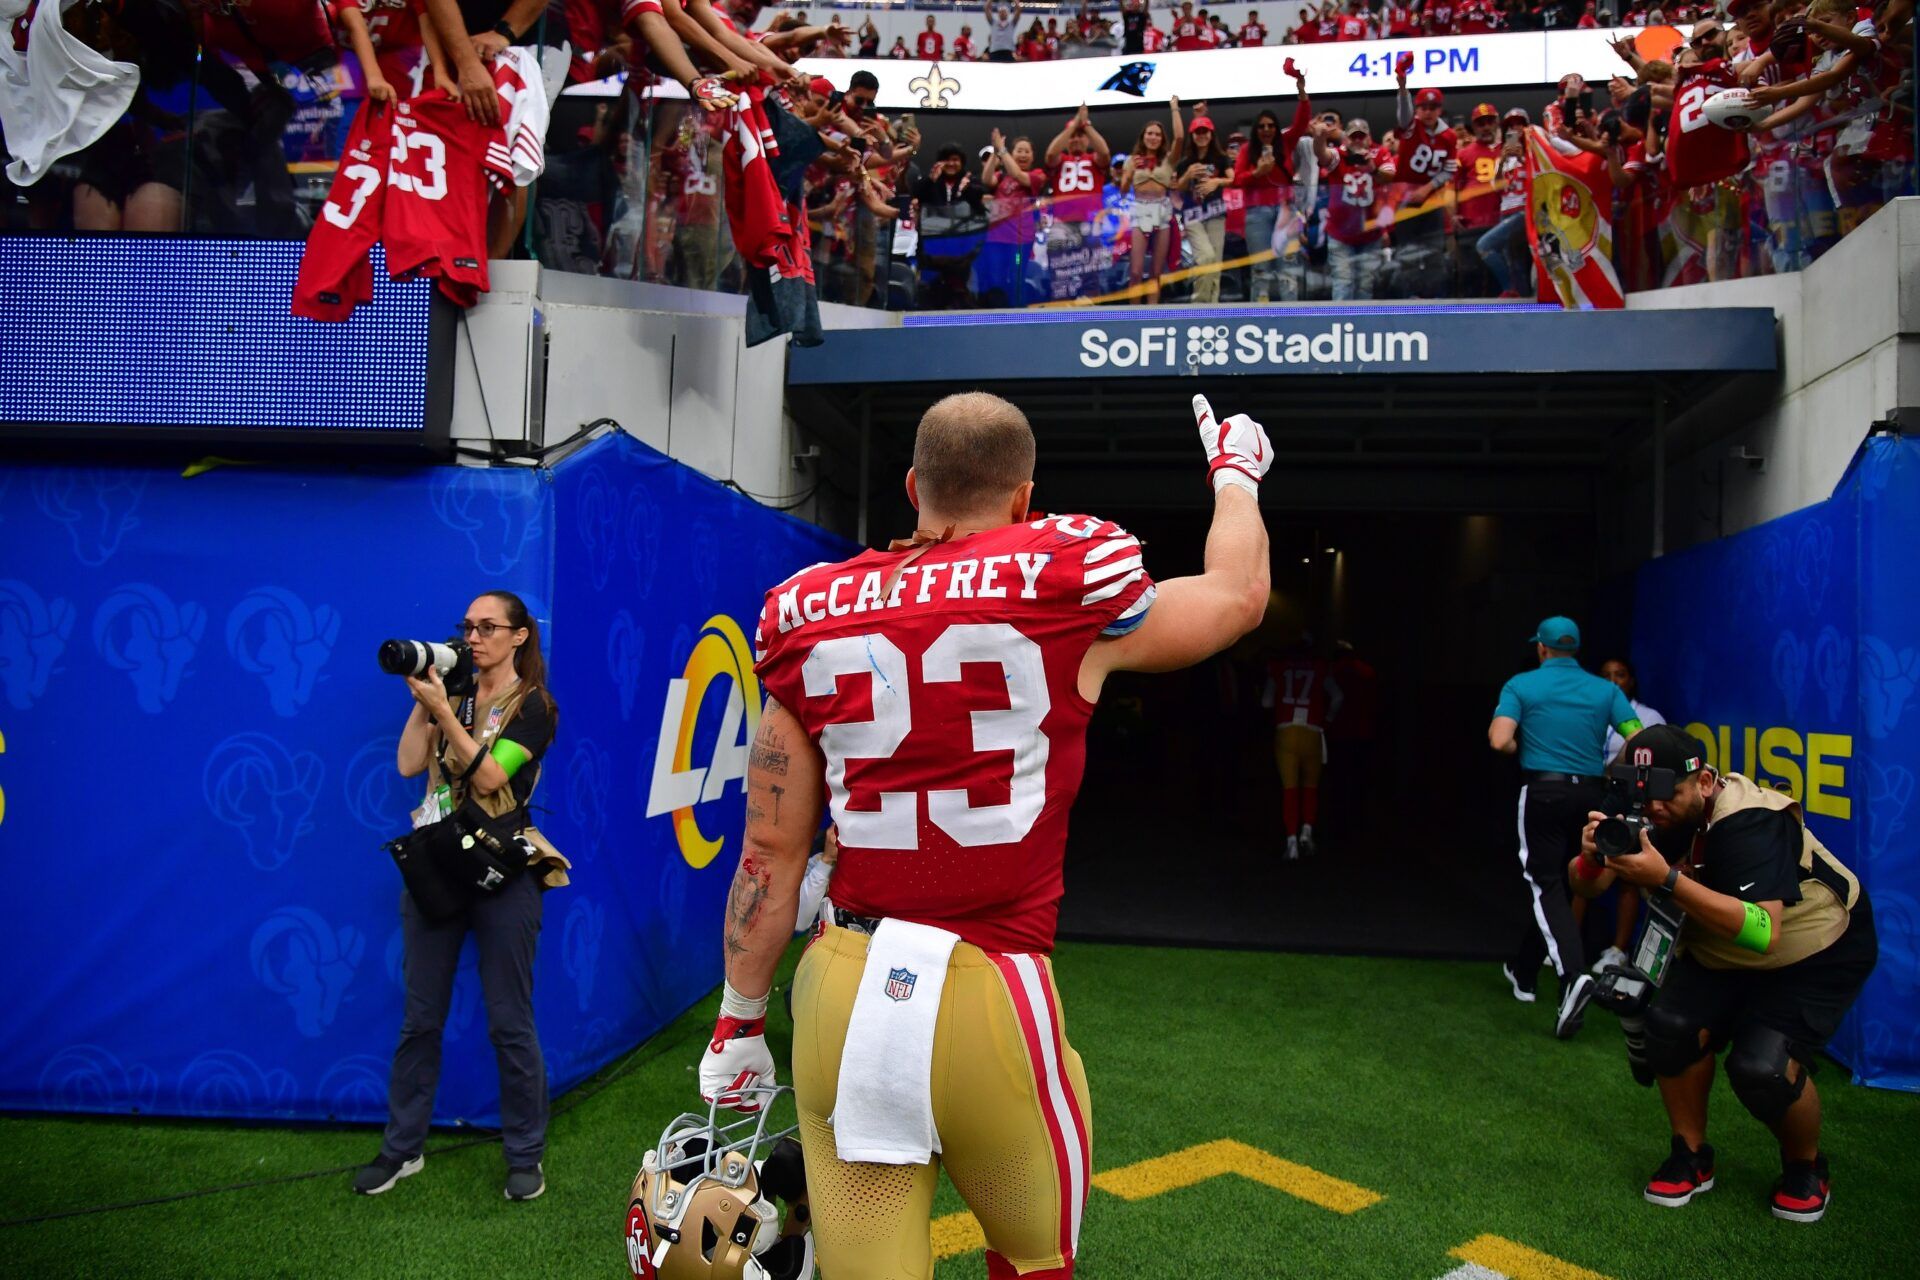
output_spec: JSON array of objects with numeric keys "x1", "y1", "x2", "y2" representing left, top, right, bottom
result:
[
  {"x1": 353, "y1": 1152, "x2": 423, "y2": 1195},
  {"x1": 505, "y1": 1163, "x2": 546, "y2": 1201}
]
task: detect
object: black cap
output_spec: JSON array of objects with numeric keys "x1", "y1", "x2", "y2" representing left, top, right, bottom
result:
[{"x1": 1622, "y1": 724, "x2": 1710, "y2": 777}]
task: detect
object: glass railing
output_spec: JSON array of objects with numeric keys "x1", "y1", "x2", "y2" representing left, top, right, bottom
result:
[
  {"x1": 530, "y1": 89, "x2": 1916, "y2": 308},
  {"x1": 6, "y1": 16, "x2": 1911, "y2": 312}
]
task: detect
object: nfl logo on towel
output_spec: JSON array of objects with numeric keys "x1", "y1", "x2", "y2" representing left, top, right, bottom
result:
[{"x1": 885, "y1": 967, "x2": 918, "y2": 1001}]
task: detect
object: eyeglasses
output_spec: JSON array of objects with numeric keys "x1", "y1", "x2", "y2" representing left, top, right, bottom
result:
[
  {"x1": 1689, "y1": 30, "x2": 1719, "y2": 45},
  {"x1": 458, "y1": 620, "x2": 512, "y2": 638}
]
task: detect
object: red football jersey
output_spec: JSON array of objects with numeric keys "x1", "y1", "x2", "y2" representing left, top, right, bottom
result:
[
  {"x1": 1423, "y1": 0, "x2": 1456, "y2": 32},
  {"x1": 1455, "y1": 0, "x2": 1496, "y2": 34},
  {"x1": 753, "y1": 514, "x2": 1157, "y2": 955},
  {"x1": 382, "y1": 91, "x2": 497, "y2": 302},
  {"x1": 1049, "y1": 151, "x2": 1107, "y2": 222},
  {"x1": 1172, "y1": 16, "x2": 1205, "y2": 49},
  {"x1": 724, "y1": 87, "x2": 788, "y2": 267},
  {"x1": 337, "y1": 0, "x2": 421, "y2": 49},
  {"x1": 1239, "y1": 21, "x2": 1266, "y2": 45},
  {"x1": 917, "y1": 30, "x2": 942, "y2": 58},
  {"x1": 1337, "y1": 14, "x2": 1371, "y2": 39},
  {"x1": 1396, "y1": 118, "x2": 1459, "y2": 185},
  {"x1": 1668, "y1": 61, "x2": 1751, "y2": 189},
  {"x1": 1325, "y1": 149, "x2": 1393, "y2": 245},
  {"x1": 1268, "y1": 655, "x2": 1332, "y2": 729},
  {"x1": 293, "y1": 97, "x2": 391, "y2": 320},
  {"x1": 1453, "y1": 137, "x2": 1503, "y2": 227}
]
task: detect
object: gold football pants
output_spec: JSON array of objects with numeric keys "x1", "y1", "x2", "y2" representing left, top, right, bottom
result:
[{"x1": 790, "y1": 924, "x2": 1092, "y2": 1279}]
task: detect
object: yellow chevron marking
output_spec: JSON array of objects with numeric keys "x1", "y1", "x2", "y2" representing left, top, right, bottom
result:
[
  {"x1": 930, "y1": 1210, "x2": 985, "y2": 1261},
  {"x1": 1450, "y1": 1234, "x2": 1617, "y2": 1280},
  {"x1": 1090, "y1": 1138, "x2": 1383, "y2": 1214}
]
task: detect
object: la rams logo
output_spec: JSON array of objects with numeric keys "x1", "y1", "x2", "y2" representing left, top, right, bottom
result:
[
  {"x1": 909, "y1": 64, "x2": 960, "y2": 109},
  {"x1": 645, "y1": 614, "x2": 761, "y2": 869},
  {"x1": 1100, "y1": 61, "x2": 1156, "y2": 97}
]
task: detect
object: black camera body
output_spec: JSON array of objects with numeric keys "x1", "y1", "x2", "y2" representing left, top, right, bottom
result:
[
  {"x1": 1593, "y1": 758, "x2": 1678, "y2": 860},
  {"x1": 378, "y1": 637, "x2": 476, "y2": 697}
]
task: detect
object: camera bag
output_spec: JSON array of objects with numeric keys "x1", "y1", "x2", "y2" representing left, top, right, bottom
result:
[{"x1": 386, "y1": 689, "x2": 532, "y2": 919}]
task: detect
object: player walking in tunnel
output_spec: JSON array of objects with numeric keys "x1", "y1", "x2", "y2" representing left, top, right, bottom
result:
[
  {"x1": 700, "y1": 390, "x2": 1272, "y2": 1279},
  {"x1": 1266, "y1": 632, "x2": 1343, "y2": 860}
]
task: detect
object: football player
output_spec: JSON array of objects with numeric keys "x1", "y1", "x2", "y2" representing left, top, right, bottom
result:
[
  {"x1": 1265, "y1": 636, "x2": 1342, "y2": 858},
  {"x1": 702, "y1": 391, "x2": 1272, "y2": 1279}
]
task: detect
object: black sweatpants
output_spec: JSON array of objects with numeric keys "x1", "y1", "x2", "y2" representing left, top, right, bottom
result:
[
  {"x1": 381, "y1": 873, "x2": 548, "y2": 1166},
  {"x1": 1510, "y1": 778, "x2": 1604, "y2": 984}
]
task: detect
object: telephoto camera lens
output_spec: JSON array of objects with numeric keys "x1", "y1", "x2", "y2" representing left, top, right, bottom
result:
[{"x1": 377, "y1": 639, "x2": 432, "y2": 676}]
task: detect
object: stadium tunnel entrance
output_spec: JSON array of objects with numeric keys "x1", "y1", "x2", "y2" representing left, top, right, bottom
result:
[{"x1": 786, "y1": 305, "x2": 1780, "y2": 957}]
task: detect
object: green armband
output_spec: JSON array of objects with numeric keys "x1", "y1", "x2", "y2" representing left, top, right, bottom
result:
[
  {"x1": 490, "y1": 737, "x2": 532, "y2": 778},
  {"x1": 1735, "y1": 900, "x2": 1773, "y2": 954},
  {"x1": 1618, "y1": 717, "x2": 1644, "y2": 739}
]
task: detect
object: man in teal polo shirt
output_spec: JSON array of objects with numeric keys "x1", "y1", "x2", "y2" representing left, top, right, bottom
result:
[{"x1": 1489, "y1": 615, "x2": 1643, "y2": 1038}]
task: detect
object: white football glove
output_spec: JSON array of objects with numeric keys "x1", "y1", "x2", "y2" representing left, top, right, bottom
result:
[
  {"x1": 1193, "y1": 394, "x2": 1273, "y2": 497},
  {"x1": 700, "y1": 1013, "x2": 777, "y2": 1112}
]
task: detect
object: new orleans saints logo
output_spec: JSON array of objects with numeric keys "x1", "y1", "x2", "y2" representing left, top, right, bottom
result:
[
  {"x1": 909, "y1": 64, "x2": 961, "y2": 109},
  {"x1": 1099, "y1": 61, "x2": 1157, "y2": 97}
]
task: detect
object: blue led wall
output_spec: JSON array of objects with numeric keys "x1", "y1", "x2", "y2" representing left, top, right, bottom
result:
[{"x1": 0, "y1": 238, "x2": 443, "y2": 441}]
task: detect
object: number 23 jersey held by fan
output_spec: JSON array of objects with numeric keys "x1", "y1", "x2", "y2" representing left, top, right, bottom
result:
[{"x1": 754, "y1": 515, "x2": 1156, "y2": 956}]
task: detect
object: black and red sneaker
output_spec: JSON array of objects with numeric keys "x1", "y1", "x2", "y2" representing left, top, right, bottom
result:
[
  {"x1": 1644, "y1": 1134, "x2": 1716, "y2": 1207},
  {"x1": 1771, "y1": 1154, "x2": 1831, "y2": 1223}
]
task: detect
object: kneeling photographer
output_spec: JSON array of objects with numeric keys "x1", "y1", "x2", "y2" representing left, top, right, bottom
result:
[
  {"x1": 1571, "y1": 726, "x2": 1875, "y2": 1225},
  {"x1": 355, "y1": 591, "x2": 566, "y2": 1203}
]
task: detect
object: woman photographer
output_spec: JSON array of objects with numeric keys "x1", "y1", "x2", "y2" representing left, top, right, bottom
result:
[{"x1": 354, "y1": 590, "x2": 565, "y2": 1203}]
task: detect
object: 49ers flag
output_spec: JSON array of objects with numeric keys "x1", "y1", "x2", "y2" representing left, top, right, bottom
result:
[{"x1": 1523, "y1": 127, "x2": 1624, "y2": 310}]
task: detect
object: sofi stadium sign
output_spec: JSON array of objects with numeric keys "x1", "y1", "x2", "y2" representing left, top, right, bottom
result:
[{"x1": 1079, "y1": 321, "x2": 1430, "y2": 371}]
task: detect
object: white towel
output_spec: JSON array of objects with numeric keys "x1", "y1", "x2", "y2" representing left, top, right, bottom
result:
[{"x1": 832, "y1": 917, "x2": 960, "y2": 1165}]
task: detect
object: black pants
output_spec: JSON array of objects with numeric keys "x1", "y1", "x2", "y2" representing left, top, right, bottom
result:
[
  {"x1": 381, "y1": 873, "x2": 548, "y2": 1166},
  {"x1": 1652, "y1": 895, "x2": 1878, "y2": 1067},
  {"x1": 1510, "y1": 778, "x2": 1603, "y2": 984}
]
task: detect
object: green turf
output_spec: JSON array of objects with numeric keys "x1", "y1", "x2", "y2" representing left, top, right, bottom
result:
[{"x1": 4, "y1": 944, "x2": 1918, "y2": 1279}]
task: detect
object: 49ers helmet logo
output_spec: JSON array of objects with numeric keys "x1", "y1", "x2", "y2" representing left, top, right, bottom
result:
[{"x1": 645, "y1": 614, "x2": 762, "y2": 869}]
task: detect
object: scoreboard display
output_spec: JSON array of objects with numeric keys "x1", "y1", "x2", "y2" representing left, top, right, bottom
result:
[{"x1": 0, "y1": 237, "x2": 453, "y2": 451}]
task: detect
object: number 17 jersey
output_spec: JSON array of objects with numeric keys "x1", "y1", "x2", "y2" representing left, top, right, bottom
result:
[{"x1": 754, "y1": 515, "x2": 1156, "y2": 955}]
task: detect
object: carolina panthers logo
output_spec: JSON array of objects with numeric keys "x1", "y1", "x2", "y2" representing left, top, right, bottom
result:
[
  {"x1": 909, "y1": 64, "x2": 960, "y2": 109},
  {"x1": 1100, "y1": 61, "x2": 1156, "y2": 98}
]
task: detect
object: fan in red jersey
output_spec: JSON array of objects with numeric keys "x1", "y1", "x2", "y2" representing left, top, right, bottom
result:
[
  {"x1": 915, "y1": 13, "x2": 943, "y2": 58},
  {"x1": 1044, "y1": 103, "x2": 1112, "y2": 291},
  {"x1": 334, "y1": 0, "x2": 437, "y2": 101},
  {"x1": 1335, "y1": 0, "x2": 1372, "y2": 40},
  {"x1": 1239, "y1": 9, "x2": 1267, "y2": 45},
  {"x1": 1422, "y1": 0, "x2": 1456, "y2": 35},
  {"x1": 704, "y1": 391, "x2": 1271, "y2": 1280},
  {"x1": 1392, "y1": 68, "x2": 1461, "y2": 297},
  {"x1": 1326, "y1": 117, "x2": 1395, "y2": 299},
  {"x1": 1667, "y1": 54, "x2": 1751, "y2": 187},
  {"x1": 1265, "y1": 638, "x2": 1343, "y2": 859},
  {"x1": 1171, "y1": 0, "x2": 1208, "y2": 49}
]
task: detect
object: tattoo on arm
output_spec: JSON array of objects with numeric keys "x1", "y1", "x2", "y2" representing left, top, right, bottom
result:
[
  {"x1": 749, "y1": 740, "x2": 790, "y2": 776},
  {"x1": 723, "y1": 854, "x2": 772, "y2": 960},
  {"x1": 770, "y1": 783, "x2": 785, "y2": 823}
]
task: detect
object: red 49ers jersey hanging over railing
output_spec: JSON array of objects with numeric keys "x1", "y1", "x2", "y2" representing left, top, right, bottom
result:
[{"x1": 754, "y1": 515, "x2": 1156, "y2": 955}]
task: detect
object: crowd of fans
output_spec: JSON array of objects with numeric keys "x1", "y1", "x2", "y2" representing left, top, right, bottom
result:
[
  {"x1": 4, "y1": 0, "x2": 1912, "y2": 312},
  {"x1": 601, "y1": 0, "x2": 1913, "y2": 307}
]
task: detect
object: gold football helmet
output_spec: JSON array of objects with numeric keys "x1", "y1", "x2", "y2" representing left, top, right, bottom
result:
[{"x1": 625, "y1": 1085, "x2": 813, "y2": 1280}]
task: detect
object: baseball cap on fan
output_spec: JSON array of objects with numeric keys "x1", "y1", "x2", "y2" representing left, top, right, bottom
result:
[
  {"x1": 1471, "y1": 102, "x2": 1499, "y2": 122},
  {"x1": 1345, "y1": 117, "x2": 1371, "y2": 137},
  {"x1": 1529, "y1": 615, "x2": 1582, "y2": 650},
  {"x1": 1415, "y1": 87, "x2": 1444, "y2": 108},
  {"x1": 1621, "y1": 724, "x2": 1711, "y2": 778}
]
